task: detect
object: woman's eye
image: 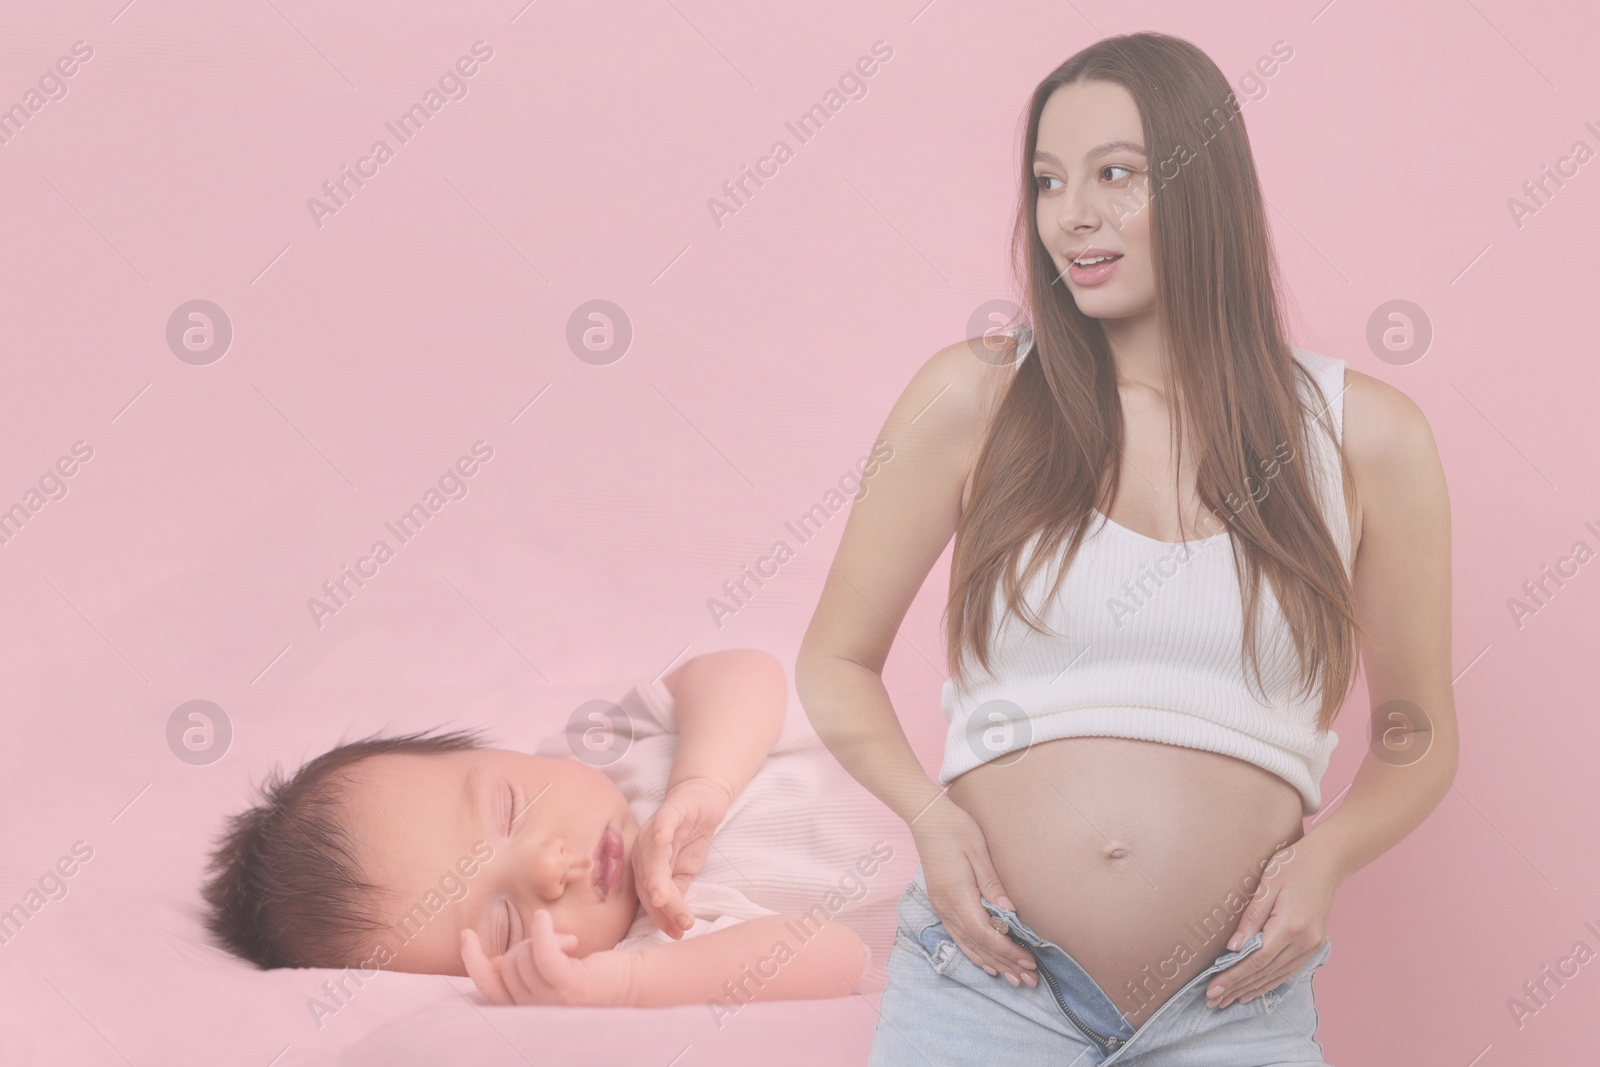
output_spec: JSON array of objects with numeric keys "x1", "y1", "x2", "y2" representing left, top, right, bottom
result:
[
  {"x1": 1035, "y1": 174, "x2": 1061, "y2": 192},
  {"x1": 1102, "y1": 165, "x2": 1133, "y2": 182}
]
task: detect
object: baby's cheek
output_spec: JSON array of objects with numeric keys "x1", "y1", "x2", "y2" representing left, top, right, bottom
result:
[{"x1": 576, "y1": 897, "x2": 640, "y2": 956}]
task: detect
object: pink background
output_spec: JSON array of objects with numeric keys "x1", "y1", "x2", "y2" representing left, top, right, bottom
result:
[{"x1": 2, "y1": 0, "x2": 1598, "y2": 1063}]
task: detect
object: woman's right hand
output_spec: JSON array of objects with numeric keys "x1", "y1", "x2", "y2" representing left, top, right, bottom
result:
[{"x1": 910, "y1": 798, "x2": 1038, "y2": 988}]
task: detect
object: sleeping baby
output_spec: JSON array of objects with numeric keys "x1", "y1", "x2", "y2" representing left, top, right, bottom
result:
[{"x1": 200, "y1": 649, "x2": 896, "y2": 1012}]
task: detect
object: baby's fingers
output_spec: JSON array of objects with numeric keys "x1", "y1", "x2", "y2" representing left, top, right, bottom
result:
[
  {"x1": 634, "y1": 826, "x2": 689, "y2": 936},
  {"x1": 527, "y1": 910, "x2": 580, "y2": 988},
  {"x1": 649, "y1": 874, "x2": 693, "y2": 938},
  {"x1": 459, "y1": 929, "x2": 513, "y2": 1006},
  {"x1": 641, "y1": 819, "x2": 682, "y2": 905},
  {"x1": 500, "y1": 940, "x2": 547, "y2": 1005}
]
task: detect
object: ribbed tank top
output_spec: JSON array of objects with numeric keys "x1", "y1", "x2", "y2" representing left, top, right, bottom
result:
[{"x1": 938, "y1": 325, "x2": 1352, "y2": 816}]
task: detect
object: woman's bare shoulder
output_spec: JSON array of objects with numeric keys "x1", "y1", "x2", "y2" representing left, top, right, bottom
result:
[
  {"x1": 1341, "y1": 367, "x2": 1449, "y2": 558},
  {"x1": 1342, "y1": 368, "x2": 1437, "y2": 474},
  {"x1": 794, "y1": 334, "x2": 1025, "y2": 668},
  {"x1": 898, "y1": 331, "x2": 1026, "y2": 439}
]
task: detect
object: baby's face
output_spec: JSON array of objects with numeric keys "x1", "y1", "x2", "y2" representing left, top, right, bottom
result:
[{"x1": 339, "y1": 748, "x2": 640, "y2": 975}]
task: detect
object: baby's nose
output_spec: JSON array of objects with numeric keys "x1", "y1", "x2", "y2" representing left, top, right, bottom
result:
[{"x1": 533, "y1": 837, "x2": 593, "y2": 899}]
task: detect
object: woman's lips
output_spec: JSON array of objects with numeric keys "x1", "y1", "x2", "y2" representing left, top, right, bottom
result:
[
  {"x1": 592, "y1": 824, "x2": 622, "y2": 900},
  {"x1": 1066, "y1": 254, "x2": 1122, "y2": 286}
]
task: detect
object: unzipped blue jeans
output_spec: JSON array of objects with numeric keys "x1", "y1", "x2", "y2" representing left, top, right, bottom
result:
[{"x1": 869, "y1": 865, "x2": 1333, "y2": 1066}]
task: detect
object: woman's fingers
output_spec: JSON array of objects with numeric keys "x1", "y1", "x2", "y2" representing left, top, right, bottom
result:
[
  {"x1": 915, "y1": 803, "x2": 1039, "y2": 987},
  {"x1": 1228, "y1": 957, "x2": 1297, "y2": 1006},
  {"x1": 966, "y1": 858, "x2": 1038, "y2": 980},
  {"x1": 1216, "y1": 922, "x2": 1306, "y2": 1006},
  {"x1": 459, "y1": 929, "x2": 513, "y2": 1006},
  {"x1": 944, "y1": 895, "x2": 1037, "y2": 987},
  {"x1": 971, "y1": 860, "x2": 1018, "y2": 915},
  {"x1": 957, "y1": 926, "x2": 1034, "y2": 987}
]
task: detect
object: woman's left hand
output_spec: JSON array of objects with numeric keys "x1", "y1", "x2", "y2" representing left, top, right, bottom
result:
[{"x1": 1206, "y1": 840, "x2": 1340, "y2": 1010}]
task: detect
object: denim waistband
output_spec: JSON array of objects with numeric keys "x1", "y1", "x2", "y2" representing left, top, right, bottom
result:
[
  {"x1": 907, "y1": 865, "x2": 1291, "y2": 1056},
  {"x1": 910, "y1": 865, "x2": 1140, "y2": 1045}
]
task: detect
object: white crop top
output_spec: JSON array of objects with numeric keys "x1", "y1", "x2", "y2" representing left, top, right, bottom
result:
[{"x1": 938, "y1": 325, "x2": 1353, "y2": 815}]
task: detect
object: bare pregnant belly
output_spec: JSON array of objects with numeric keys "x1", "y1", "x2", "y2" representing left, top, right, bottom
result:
[{"x1": 947, "y1": 736, "x2": 1305, "y2": 1029}]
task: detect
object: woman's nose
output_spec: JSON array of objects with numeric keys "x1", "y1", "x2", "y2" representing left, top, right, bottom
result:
[
  {"x1": 529, "y1": 836, "x2": 594, "y2": 901},
  {"x1": 1053, "y1": 179, "x2": 1098, "y2": 231}
]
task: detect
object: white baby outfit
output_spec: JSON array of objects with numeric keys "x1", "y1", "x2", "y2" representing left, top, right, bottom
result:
[{"x1": 535, "y1": 675, "x2": 904, "y2": 961}]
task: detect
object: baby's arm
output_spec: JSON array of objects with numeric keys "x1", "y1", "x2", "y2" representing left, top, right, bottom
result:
[
  {"x1": 462, "y1": 911, "x2": 868, "y2": 1009},
  {"x1": 626, "y1": 913, "x2": 867, "y2": 1008},
  {"x1": 635, "y1": 650, "x2": 788, "y2": 933},
  {"x1": 660, "y1": 649, "x2": 787, "y2": 802}
]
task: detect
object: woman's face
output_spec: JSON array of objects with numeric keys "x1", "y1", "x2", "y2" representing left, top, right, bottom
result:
[{"x1": 1033, "y1": 79, "x2": 1157, "y2": 322}]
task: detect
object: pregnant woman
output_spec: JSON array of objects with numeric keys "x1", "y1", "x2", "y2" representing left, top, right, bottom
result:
[{"x1": 796, "y1": 32, "x2": 1456, "y2": 1065}]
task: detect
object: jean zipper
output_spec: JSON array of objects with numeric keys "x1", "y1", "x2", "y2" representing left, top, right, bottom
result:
[
  {"x1": 908, "y1": 880, "x2": 1125, "y2": 1053},
  {"x1": 1012, "y1": 937, "x2": 1123, "y2": 1053}
]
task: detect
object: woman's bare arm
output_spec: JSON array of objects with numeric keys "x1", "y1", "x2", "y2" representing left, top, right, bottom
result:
[
  {"x1": 794, "y1": 338, "x2": 1000, "y2": 819},
  {"x1": 1300, "y1": 369, "x2": 1460, "y2": 880},
  {"x1": 794, "y1": 335, "x2": 1041, "y2": 985},
  {"x1": 1206, "y1": 367, "x2": 1460, "y2": 1007}
]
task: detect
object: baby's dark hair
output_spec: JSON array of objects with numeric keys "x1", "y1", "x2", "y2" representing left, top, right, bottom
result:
[{"x1": 200, "y1": 727, "x2": 487, "y2": 969}]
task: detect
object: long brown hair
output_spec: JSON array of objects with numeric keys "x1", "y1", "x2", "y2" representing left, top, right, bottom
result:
[{"x1": 946, "y1": 32, "x2": 1364, "y2": 730}]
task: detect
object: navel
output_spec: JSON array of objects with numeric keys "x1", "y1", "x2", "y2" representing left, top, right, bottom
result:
[{"x1": 1103, "y1": 841, "x2": 1132, "y2": 861}]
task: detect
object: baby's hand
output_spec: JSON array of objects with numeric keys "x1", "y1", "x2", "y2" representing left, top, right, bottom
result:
[
  {"x1": 633, "y1": 777, "x2": 732, "y2": 939},
  {"x1": 460, "y1": 911, "x2": 637, "y2": 1007}
]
